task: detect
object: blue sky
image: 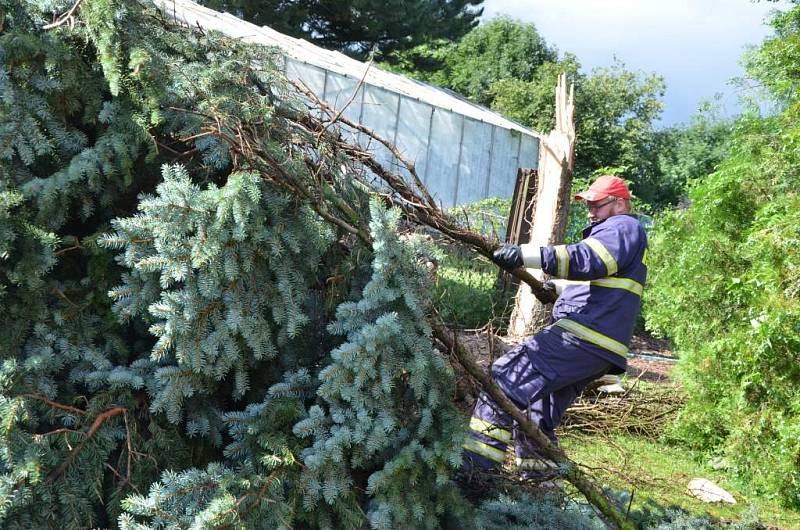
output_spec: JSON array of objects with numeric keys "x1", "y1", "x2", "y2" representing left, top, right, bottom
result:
[{"x1": 481, "y1": 0, "x2": 791, "y2": 126}]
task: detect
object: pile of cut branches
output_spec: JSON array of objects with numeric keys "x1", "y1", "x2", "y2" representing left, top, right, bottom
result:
[{"x1": 562, "y1": 381, "x2": 685, "y2": 439}]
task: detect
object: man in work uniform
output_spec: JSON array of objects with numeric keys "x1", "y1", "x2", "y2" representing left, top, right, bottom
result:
[{"x1": 463, "y1": 175, "x2": 647, "y2": 477}]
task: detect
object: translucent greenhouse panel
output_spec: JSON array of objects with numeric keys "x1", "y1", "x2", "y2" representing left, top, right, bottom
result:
[
  {"x1": 285, "y1": 59, "x2": 325, "y2": 95},
  {"x1": 424, "y1": 109, "x2": 463, "y2": 209},
  {"x1": 518, "y1": 134, "x2": 539, "y2": 172},
  {"x1": 487, "y1": 129, "x2": 522, "y2": 199},
  {"x1": 323, "y1": 72, "x2": 365, "y2": 145},
  {"x1": 360, "y1": 86, "x2": 400, "y2": 169},
  {"x1": 455, "y1": 118, "x2": 493, "y2": 205},
  {"x1": 394, "y1": 99, "x2": 434, "y2": 185},
  {"x1": 284, "y1": 59, "x2": 327, "y2": 116}
]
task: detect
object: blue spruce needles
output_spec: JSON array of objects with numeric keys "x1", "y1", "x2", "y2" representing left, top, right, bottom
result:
[
  {"x1": 294, "y1": 201, "x2": 468, "y2": 530},
  {"x1": 101, "y1": 164, "x2": 332, "y2": 430},
  {"x1": 1, "y1": 1, "x2": 586, "y2": 527}
]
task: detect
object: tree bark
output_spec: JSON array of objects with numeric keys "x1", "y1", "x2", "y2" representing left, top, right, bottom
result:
[{"x1": 508, "y1": 73, "x2": 576, "y2": 338}]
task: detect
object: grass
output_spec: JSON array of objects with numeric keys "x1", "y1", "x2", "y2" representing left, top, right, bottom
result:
[
  {"x1": 434, "y1": 251, "x2": 515, "y2": 329},
  {"x1": 561, "y1": 431, "x2": 800, "y2": 529}
]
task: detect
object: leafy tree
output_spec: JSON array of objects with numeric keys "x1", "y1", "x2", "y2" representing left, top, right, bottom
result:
[
  {"x1": 384, "y1": 17, "x2": 557, "y2": 105},
  {"x1": 199, "y1": 0, "x2": 484, "y2": 58},
  {"x1": 645, "y1": 5, "x2": 800, "y2": 507},
  {"x1": 652, "y1": 102, "x2": 733, "y2": 206},
  {"x1": 489, "y1": 57, "x2": 667, "y2": 204}
]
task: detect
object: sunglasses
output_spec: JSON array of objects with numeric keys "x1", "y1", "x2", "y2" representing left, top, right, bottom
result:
[{"x1": 586, "y1": 197, "x2": 619, "y2": 211}]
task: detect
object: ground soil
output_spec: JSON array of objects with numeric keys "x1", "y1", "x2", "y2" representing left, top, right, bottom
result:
[{"x1": 626, "y1": 334, "x2": 676, "y2": 383}]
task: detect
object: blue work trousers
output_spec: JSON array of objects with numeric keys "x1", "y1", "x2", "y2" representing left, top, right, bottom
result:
[{"x1": 463, "y1": 327, "x2": 613, "y2": 470}]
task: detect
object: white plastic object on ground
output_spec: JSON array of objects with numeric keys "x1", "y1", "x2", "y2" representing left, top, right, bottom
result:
[
  {"x1": 687, "y1": 478, "x2": 736, "y2": 504},
  {"x1": 595, "y1": 374, "x2": 626, "y2": 394}
]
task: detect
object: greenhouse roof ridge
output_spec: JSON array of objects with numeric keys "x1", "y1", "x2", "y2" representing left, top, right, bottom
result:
[{"x1": 153, "y1": 0, "x2": 543, "y2": 138}]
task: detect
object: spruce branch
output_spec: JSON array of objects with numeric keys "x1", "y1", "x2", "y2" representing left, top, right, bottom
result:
[
  {"x1": 203, "y1": 469, "x2": 285, "y2": 530},
  {"x1": 169, "y1": 76, "x2": 554, "y2": 303},
  {"x1": 161, "y1": 69, "x2": 553, "y2": 302}
]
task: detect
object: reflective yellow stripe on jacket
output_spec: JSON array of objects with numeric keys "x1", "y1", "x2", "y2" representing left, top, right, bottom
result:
[
  {"x1": 554, "y1": 318, "x2": 628, "y2": 358},
  {"x1": 559, "y1": 278, "x2": 644, "y2": 297},
  {"x1": 583, "y1": 238, "x2": 618, "y2": 276},
  {"x1": 590, "y1": 277, "x2": 643, "y2": 297},
  {"x1": 554, "y1": 245, "x2": 569, "y2": 278}
]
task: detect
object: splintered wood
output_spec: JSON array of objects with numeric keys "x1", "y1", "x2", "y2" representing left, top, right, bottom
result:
[{"x1": 508, "y1": 72, "x2": 576, "y2": 337}]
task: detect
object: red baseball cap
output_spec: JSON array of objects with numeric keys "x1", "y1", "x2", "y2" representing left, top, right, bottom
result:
[{"x1": 575, "y1": 175, "x2": 631, "y2": 201}]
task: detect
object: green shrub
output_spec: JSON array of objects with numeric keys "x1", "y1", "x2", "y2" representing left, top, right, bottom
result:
[
  {"x1": 644, "y1": 7, "x2": 800, "y2": 506},
  {"x1": 645, "y1": 112, "x2": 800, "y2": 506}
]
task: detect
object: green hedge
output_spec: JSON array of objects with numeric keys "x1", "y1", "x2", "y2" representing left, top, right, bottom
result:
[
  {"x1": 644, "y1": 9, "x2": 800, "y2": 506},
  {"x1": 644, "y1": 113, "x2": 800, "y2": 506}
]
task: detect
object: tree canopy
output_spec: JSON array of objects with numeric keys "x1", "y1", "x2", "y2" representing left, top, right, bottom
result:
[{"x1": 199, "y1": 0, "x2": 484, "y2": 58}]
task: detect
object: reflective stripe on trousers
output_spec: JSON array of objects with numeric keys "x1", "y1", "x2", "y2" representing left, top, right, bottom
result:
[{"x1": 462, "y1": 396, "x2": 513, "y2": 468}]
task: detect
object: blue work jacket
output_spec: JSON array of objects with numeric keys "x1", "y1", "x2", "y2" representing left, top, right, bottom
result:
[{"x1": 540, "y1": 214, "x2": 648, "y2": 373}]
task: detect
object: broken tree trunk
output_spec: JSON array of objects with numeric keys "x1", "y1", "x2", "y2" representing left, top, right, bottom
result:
[{"x1": 508, "y1": 73, "x2": 576, "y2": 337}]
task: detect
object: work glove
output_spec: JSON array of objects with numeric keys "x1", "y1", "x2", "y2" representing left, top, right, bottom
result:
[
  {"x1": 541, "y1": 280, "x2": 558, "y2": 298},
  {"x1": 492, "y1": 244, "x2": 524, "y2": 270}
]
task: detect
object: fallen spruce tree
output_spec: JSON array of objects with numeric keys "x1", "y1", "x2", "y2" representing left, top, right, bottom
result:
[{"x1": 0, "y1": 1, "x2": 634, "y2": 528}]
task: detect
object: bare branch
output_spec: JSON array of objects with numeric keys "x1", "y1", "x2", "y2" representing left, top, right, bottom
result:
[
  {"x1": 42, "y1": 0, "x2": 84, "y2": 30},
  {"x1": 318, "y1": 56, "x2": 373, "y2": 136},
  {"x1": 46, "y1": 406, "x2": 127, "y2": 483},
  {"x1": 21, "y1": 394, "x2": 88, "y2": 416}
]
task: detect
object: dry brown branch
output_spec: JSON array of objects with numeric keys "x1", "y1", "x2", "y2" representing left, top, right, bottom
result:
[
  {"x1": 51, "y1": 287, "x2": 80, "y2": 308},
  {"x1": 561, "y1": 380, "x2": 684, "y2": 439},
  {"x1": 34, "y1": 427, "x2": 82, "y2": 438},
  {"x1": 21, "y1": 393, "x2": 88, "y2": 416},
  {"x1": 293, "y1": 80, "x2": 438, "y2": 212},
  {"x1": 54, "y1": 237, "x2": 83, "y2": 257},
  {"x1": 46, "y1": 405, "x2": 127, "y2": 483},
  {"x1": 317, "y1": 57, "x2": 373, "y2": 137}
]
